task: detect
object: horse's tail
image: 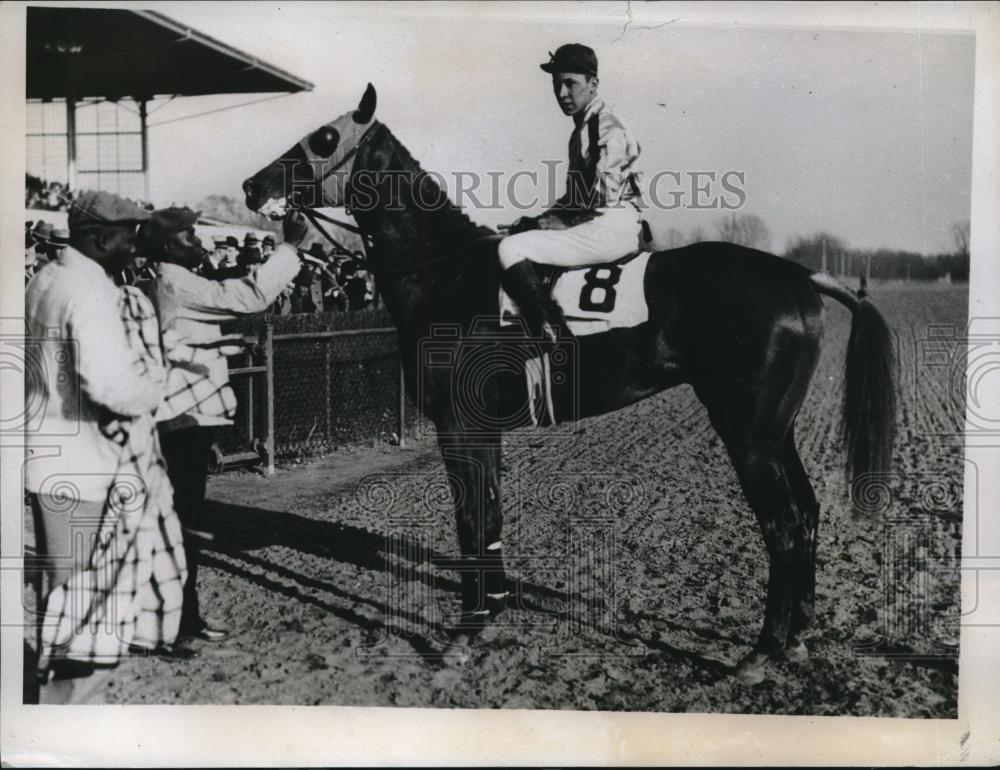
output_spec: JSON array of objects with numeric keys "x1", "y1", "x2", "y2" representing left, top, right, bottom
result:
[{"x1": 809, "y1": 272, "x2": 897, "y2": 484}]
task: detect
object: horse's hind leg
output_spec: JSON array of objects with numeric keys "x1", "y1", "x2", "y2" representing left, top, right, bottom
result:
[
  {"x1": 703, "y1": 334, "x2": 820, "y2": 682},
  {"x1": 722, "y1": 435, "x2": 806, "y2": 683},
  {"x1": 783, "y1": 426, "x2": 820, "y2": 659}
]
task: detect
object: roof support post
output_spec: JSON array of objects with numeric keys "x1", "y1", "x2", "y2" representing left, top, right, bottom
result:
[
  {"x1": 139, "y1": 98, "x2": 150, "y2": 201},
  {"x1": 65, "y1": 96, "x2": 77, "y2": 192}
]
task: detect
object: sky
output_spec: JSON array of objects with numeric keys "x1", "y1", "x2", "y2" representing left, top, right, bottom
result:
[{"x1": 134, "y1": 2, "x2": 975, "y2": 255}]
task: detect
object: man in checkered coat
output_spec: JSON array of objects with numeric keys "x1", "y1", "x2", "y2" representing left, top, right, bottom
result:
[{"x1": 145, "y1": 207, "x2": 307, "y2": 641}]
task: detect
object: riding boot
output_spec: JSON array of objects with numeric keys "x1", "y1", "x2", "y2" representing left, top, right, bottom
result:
[{"x1": 501, "y1": 260, "x2": 574, "y2": 345}]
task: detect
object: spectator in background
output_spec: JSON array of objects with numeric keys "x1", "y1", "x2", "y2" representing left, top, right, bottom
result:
[
  {"x1": 289, "y1": 268, "x2": 318, "y2": 314},
  {"x1": 342, "y1": 258, "x2": 373, "y2": 311},
  {"x1": 146, "y1": 207, "x2": 308, "y2": 643},
  {"x1": 30, "y1": 226, "x2": 71, "y2": 283},
  {"x1": 261, "y1": 234, "x2": 276, "y2": 261},
  {"x1": 45, "y1": 228, "x2": 70, "y2": 260},
  {"x1": 321, "y1": 252, "x2": 348, "y2": 312},
  {"x1": 293, "y1": 243, "x2": 327, "y2": 313},
  {"x1": 214, "y1": 236, "x2": 245, "y2": 280},
  {"x1": 25, "y1": 229, "x2": 39, "y2": 284},
  {"x1": 25, "y1": 191, "x2": 187, "y2": 703},
  {"x1": 200, "y1": 238, "x2": 227, "y2": 280},
  {"x1": 31, "y1": 220, "x2": 53, "y2": 252},
  {"x1": 239, "y1": 234, "x2": 263, "y2": 274}
]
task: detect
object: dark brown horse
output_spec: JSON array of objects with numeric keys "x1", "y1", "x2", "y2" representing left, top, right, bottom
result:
[{"x1": 244, "y1": 84, "x2": 897, "y2": 683}]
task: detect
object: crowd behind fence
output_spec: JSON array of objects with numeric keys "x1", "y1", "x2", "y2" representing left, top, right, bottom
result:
[{"x1": 215, "y1": 308, "x2": 435, "y2": 472}]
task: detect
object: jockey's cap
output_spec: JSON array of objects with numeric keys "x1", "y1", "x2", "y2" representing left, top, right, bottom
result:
[{"x1": 540, "y1": 44, "x2": 597, "y2": 77}]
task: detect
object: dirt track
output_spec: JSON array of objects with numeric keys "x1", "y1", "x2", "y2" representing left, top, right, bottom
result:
[{"x1": 29, "y1": 286, "x2": 965, "y2": 715}]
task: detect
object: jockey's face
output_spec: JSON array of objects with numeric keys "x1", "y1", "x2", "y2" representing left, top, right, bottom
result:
[{"x1": 552, "y1": 72, "x2": 598, "y2": 116}]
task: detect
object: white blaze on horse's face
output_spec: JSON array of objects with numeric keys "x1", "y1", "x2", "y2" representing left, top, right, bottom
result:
[{"x1": 245, "y1": 84, "x2": 378, "y2": 217}]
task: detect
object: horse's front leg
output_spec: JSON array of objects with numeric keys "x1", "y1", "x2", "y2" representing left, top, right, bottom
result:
[{"x1": 437, "y1": 432, "x2": 507, "y2": 655}]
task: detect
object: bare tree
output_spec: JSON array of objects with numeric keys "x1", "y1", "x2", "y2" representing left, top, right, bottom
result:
[
  {"x1": 950, "y1": 221, "x2": 970, "y2": 258},
  {"x1": 784, "y1": 232, "x2": 848, "y2": 273},
  {"x1": 715, "y1": 213, "x2": 772, "y2": 250}
]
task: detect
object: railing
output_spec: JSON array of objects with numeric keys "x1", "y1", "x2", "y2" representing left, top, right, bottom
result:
[{"x1": 214, "y1": 320, "x2": 426, "y2": 474}]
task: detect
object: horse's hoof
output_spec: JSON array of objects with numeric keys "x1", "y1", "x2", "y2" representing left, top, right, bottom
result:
[
  {"x1": 784, "y1": 641, "x2": 809, "y2": 663},
  {"x1": 734, "y1": 652, "x2": 769, "y2": 685}
]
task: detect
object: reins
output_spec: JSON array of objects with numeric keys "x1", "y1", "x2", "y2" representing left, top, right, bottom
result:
[{"x1": 291, "y1": 120, "x2": 381, "y2": 259}]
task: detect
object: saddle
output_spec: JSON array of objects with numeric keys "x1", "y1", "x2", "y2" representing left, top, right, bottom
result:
[{"x1": 500, "y1": 249, "x2": 652, "y2": 337}]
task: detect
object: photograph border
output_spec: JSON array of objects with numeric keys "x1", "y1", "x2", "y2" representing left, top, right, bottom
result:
[{"x1": 2, "y1": 1, "x2": 998, "y2": 765}]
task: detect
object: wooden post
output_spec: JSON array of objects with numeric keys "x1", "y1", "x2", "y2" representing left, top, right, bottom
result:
[
  {"x1": 821, "y1": 238, "x2": 827, "y2": 273},
  {"x1": 324, "y1": 338, "x2": 332, "y2": 446},
  {"x1": 264, "y1": 322, "x2": 276, "y2": 476},
  {"x1": 398, "y1": 360, "x2": 406, "y2": 449}
]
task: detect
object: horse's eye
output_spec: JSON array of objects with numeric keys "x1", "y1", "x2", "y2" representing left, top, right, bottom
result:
[{"x1": 308, "y1": 127, "x2": 340, "y2": 157}]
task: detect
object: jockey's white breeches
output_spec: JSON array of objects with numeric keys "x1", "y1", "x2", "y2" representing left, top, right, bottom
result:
[{"x1": 498, "y1": 205, "x2": 642, "y2": 270}]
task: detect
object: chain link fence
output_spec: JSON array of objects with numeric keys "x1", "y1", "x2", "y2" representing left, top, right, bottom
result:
[{"x1": 213, "y1": 308, "x2": 434, "y2": 471}]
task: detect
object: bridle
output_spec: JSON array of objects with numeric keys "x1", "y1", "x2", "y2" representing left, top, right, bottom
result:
[
  {"x1": 289, "y1": 120, "x2": 381, "y2": 259},
  {"x1": 285, "y1": 118, "x2": 496, "y2": 276}
]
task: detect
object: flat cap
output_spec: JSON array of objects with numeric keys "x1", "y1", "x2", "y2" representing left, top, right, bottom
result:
[
  {"x1": 68, "y1": 190, "x2": 151, "y2": 231},
  {"x1": 225, "y1": 236, "x2": 239, "y2": 248},
  {"x1": 540, "y1": 43, "x2": 598, "y2": 77},
  {"x1": 141, "y1": 207, "x2": 200, "y2": 252}
]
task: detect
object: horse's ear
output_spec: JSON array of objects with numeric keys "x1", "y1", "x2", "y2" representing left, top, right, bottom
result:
[{"x1": 354, "y1": 83, "x2": 377, "y2": 123}]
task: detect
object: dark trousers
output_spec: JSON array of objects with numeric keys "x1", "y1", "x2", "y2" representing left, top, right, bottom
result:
[{"x1": 158, "y1": 425, "x2": 216, "y2": 627}]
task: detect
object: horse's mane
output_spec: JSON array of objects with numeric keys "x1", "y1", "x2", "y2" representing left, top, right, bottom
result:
[{"x1": 356, "y1": 125, "x2": 495, "y2": 267}]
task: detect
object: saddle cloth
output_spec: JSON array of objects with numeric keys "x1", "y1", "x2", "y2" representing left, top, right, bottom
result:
[{"x1": 500, "y1": 251, "x2": 652, "y2": 336}]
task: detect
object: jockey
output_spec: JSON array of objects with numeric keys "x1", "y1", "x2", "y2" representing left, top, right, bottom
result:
[{"x1": 499, "y1": 43, "x2": 646, "y2": 344}]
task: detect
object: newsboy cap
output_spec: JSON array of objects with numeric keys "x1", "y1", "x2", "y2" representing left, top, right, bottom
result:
[
  {"x1": 225, "y1": 236, "x2": 240, "y2": 248},
  {"x1": 540, "y1": 43, "x2": 598, "y2": 77},
  {"x1": 141, "y1": 206, "x2": 201, "y2": 252},
  {"x1": 68, "y1": 190, "x2": 151, "y2": 231}
]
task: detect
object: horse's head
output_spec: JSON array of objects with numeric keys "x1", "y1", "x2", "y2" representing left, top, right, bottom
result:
[{"x1": 243, "y1": 83, "x2": 378, "y2": 218}]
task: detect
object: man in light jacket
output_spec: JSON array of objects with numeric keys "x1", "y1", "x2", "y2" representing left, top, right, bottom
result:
[
  {"x1": 145, "y1": 207, "x2": 308, "y2": 642},
  {"x1": 25, "y1": 190, "x2": 184, "y2": 694}
]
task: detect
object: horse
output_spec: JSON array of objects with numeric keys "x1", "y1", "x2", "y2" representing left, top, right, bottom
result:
[{"x1": 243, "y1": 84, "x2": 897, "y2": 683}]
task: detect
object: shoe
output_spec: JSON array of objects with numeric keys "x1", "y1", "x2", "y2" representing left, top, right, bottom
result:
[
  {"x1": 179, "y1": 618, "x2": 229, "y2": 643},
  {"x1": 128, "y1": 642, "x2": 200, "y2": 660}
]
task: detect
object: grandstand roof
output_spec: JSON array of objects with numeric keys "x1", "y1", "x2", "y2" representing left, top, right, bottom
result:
[{"x1": 27, "y1": 6, "x2": 313, "y2": 99}]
